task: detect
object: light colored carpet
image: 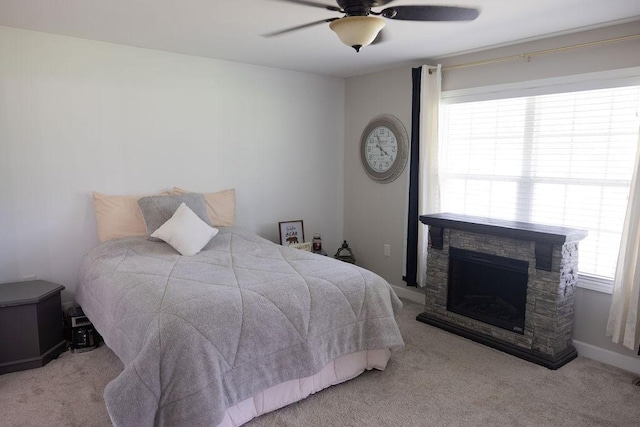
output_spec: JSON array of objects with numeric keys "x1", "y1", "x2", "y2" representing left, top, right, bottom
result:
[{"x1": 1, "y1": 299, "x2": 638, "y2": 427}]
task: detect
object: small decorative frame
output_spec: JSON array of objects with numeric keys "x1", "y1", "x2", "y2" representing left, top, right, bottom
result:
[
  {"x1": 290, "y1": 242, "x2": 312, "y2": 251},
  {"x1": 279, "y1": 220, "x2": 305, "y2": 246}
]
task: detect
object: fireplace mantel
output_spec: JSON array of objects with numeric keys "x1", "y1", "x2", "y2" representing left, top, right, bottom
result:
[
  {"x1": 419, "y1": 213, "x2": 588, "y2": 244},
  {"x1": 419, "y1": 213, "x2": 588, "y2": 271}
]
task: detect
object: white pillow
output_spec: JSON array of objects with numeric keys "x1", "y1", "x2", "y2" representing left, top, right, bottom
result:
[{"x1": 151, "y1": 203, "x2": 219, "y2": 256}]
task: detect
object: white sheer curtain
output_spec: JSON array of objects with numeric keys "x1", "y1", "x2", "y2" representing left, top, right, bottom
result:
[
  {"x1": 417, "y1": 64, "x2": 442, "y2": 287},
  {"x1": 607, "y1": 131, "x2": 640, "y2": 352}
]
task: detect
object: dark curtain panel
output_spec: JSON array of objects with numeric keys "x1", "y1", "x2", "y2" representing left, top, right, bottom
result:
[{"x1": 403, "y1": 67, "x2": 422, "y2": 287}]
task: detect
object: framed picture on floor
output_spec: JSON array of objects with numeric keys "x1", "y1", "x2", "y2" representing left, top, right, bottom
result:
[{"x1": 279, "y1": 220, "x2": 305, "y2": 246}]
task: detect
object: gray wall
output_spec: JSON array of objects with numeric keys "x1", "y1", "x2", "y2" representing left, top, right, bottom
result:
[
  {"x1": 344, "y1": 20, "x2": 640, "y2": 367},
  {"x1": 438, "y1": 21, "x2": 640, "y2": 91},
  {"x1": 344, "y1": 66, "x2": 413, "y2": 292}
]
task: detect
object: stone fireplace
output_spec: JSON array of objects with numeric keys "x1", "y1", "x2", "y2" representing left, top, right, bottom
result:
[{"x1": 417, "y1": 213, "x2": 588, "y2": 369}]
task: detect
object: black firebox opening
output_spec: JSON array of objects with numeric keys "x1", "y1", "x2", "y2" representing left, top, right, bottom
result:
[{"x1": 447, "y1": 247, "x2": 529, "y2": 334}]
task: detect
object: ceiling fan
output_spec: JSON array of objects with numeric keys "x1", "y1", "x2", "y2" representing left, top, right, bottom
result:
[{"x1": 265, "y1": 0, "x2": 480, "y2": 52}]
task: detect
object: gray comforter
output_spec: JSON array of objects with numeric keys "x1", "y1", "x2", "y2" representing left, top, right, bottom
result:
[{"x1": 76, "y1": 227, "x2": 404, "y2": 426}]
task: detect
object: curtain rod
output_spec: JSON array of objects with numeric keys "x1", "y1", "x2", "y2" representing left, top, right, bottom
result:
[{"x1": 428, "y1": 34, "x2": 640, "y2": 73}]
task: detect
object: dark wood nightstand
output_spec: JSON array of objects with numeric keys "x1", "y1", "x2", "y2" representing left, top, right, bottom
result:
[{"x1": 0, "y1": 280, "x2": 66, "y2": 374}]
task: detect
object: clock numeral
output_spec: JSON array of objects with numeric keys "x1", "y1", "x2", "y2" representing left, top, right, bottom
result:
[{"x1": 392, "y1": 146, "x2": 396, "y2": 153}]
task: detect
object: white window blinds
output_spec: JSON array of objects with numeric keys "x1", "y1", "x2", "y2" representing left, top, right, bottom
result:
[{"x1": 440, "y1": 85, "x2": 640, "y2": 280}]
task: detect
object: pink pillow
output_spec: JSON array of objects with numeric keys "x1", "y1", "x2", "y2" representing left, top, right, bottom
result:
[
  {"x1": 92, "y1": 191, "x2": 169, "y2": 242},
  {"x1": 171, "y1": 187, "x2": 236, "y2": 226}
]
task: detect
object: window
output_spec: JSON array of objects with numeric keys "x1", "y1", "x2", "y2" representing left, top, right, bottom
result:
[{"x1": 439, "y1": 83, "x2": 640, "y2": 287}]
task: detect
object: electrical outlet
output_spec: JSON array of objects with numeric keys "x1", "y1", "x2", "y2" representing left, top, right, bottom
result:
[
  {"x1": 384, "y1": 244, "x2": 391, "y2": 257},
  {"x1": 22, "y1": 275, "x2": 37, "y2": 281}
]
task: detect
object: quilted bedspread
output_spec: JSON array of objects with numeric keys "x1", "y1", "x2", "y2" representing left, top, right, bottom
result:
[{"x1": 76, "y1": 227, "x2": 404, "y2": 426}]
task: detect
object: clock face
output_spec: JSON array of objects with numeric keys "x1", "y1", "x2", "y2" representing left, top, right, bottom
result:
[
  {"x1": 360, "y1": 114, "x2": 408, "y2": 184},
  {"x1": 365, "y1": 126, "x2": 398, "y2": 173}
]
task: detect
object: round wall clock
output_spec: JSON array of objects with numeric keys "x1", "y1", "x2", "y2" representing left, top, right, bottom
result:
[{"x1": 360, "y1": 114, "x2": 409, "y2": 183}]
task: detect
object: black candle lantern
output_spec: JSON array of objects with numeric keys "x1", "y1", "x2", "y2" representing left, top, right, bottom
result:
[{"x1": 334, "y1": 241, "x2": 356, "y2": 264}]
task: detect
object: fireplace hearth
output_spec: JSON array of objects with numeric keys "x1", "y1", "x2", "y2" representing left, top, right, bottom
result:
[{"x1": 417, "y1": 213, "x2": 588, "y2": 369}]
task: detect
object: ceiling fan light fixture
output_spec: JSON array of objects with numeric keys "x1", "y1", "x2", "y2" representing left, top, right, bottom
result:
[{"x1": 329, "y1": 16, "x2": 385, "y2": 52}]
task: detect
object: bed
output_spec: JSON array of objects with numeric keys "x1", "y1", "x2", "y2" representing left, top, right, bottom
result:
[{"x1": 76, "y1": 223, "x2": 404, "y2": 426}]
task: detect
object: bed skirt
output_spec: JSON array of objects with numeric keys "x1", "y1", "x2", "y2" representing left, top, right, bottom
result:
[{"x1": 218, "y1": 349, "x2": 391, "y2": 427}]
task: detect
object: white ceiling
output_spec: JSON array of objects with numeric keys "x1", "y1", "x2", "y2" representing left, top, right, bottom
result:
[{"x1": 1, "y1": 0, "x2": 639, "y2": 78}]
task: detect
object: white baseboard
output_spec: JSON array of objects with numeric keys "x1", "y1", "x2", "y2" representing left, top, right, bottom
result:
[
  {"x1": 573, "y1": 339, "x2": 640, "y2": 375},
  {"x1": 391, "y1": 285, "x2": 424, "y2": 305}
]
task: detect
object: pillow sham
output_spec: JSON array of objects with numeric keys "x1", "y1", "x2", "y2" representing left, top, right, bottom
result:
[
  {"x1": 171, "y1": 187, "x2": 236, "y2": 226},
  {"x1": 92, "y1": 191, "x2": 169, "y2": 243},
  {"x1": 138, "y1": 193, "x2": 211, "y2": 237},
  {"x1": 151, "y1": 203, "x2": 219, "y2": 256}
]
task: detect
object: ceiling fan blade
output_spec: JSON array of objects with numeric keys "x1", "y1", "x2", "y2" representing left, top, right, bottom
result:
[
  {"x1": 382, "y1": 5, "x2": 479, "y2": 21},
  {"x1": 368, "y1": 0, "x2": 396, "y2": 5},
  {"x1": 263, "y1": 18, "x2": 339, "y2": 37},
  {"x1": 273, "y1": 0, "x2": 342, "y2": 12}
]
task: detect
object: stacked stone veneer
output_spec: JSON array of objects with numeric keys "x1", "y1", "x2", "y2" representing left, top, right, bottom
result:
[{"x1": 424, "y1": 228, "x2": 580, "y2": 358}]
